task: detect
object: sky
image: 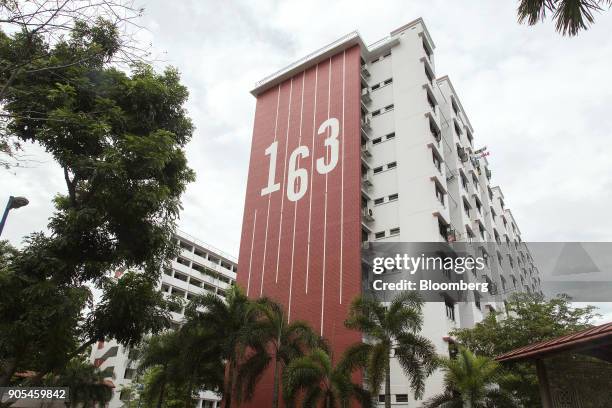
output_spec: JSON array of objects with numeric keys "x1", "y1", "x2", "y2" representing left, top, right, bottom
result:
[{"x1": 2, "y1": 1, "x2": 612, "y2": 320}]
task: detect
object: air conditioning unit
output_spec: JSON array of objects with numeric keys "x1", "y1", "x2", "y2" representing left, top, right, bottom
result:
[{"x1": 457, "y1": 147, "x2": 468, "y2": 163}]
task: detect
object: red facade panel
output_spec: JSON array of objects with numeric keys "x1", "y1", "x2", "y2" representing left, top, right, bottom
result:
[{"x1": 237, "y1": 45, "x2": 362, "y2": 407}]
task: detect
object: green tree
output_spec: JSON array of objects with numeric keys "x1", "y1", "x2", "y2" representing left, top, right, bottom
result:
[
  {"x1": 182, "y1": 286, "x2": 256, "y2": 408},
  {"x1": 282, "y1": 347, "x2": 372, "y2": 408},
  {"x1": 46, "y1": 356, "x2": 113, "y2": 408},
  {"x1": 344, "y1": 292, "x2": 437, "y2": 408},
  {"x1": 0, "y1": 13, "x2": 194, "y2": 385},
  {"x1": 420, "y1": 348, "x2": 518, "y2": 408},
  {"x1": 450, "y1": 293, "x2": 598, "y2": 406},
  {"x1": 517, "y1": 0, "x2": 612, "y2": 36},
  {"x1": 138, "y1": 331, "x2": 183, "y2": 408},
  {"x1": 0, "y1": 0, "x2": 145, "y2": 169},
  {"x1": 241, "y1": 298, "x2": 321, "y2": 408}
]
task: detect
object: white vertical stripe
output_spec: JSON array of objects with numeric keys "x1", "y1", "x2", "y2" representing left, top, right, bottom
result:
[
  {"x1": 320, "y1": 58, "x2": 332, "y2": 336},
  {"x1": 275, "y1": 78, "x2": 293, "y2": 283},
  {"x1": 260, "y1": 85, "x2": 282, "y2": 297},
  {"x1": 288, "y1": 71, "x2": 306, "y2": 322},
  {"x1": 305, "y1": 64, "x2": 319, "y2": 293},
  {"x1": 246, "y1": 210, "x2": 257, "y2": 295},
  {"x1": 339, "y1": 50, "x2": 346, "y2": 304}
]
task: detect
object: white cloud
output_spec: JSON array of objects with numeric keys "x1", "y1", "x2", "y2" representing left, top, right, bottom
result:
[{"x1": 3, "y1": 0, "x2": 612, "y2": 255}]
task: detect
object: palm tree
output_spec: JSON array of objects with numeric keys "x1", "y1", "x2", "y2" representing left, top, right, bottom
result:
[
  {"x1": 51, "y1": 357, "x2": 113, "y2": 408},
  {"x1": 517, "y1": 0, "x2": 612, "y2": 36},
  {"x1": 182, "y1": 285, "x2": 257, "y2": 408},
  {"x1": 420, "y1": 348, "x2": 518, "y2": 408},
  {"x1": 283, "y1": 347, "x2": 372, "y2": 408},
  {"x1": 344, "y1": 292, "x2": 437, "y2": 408},
  {"x1": 238, "y1": 298, "x2": 321, "y2": 408},
  {"x1": 137, "y1": 331, "x2": 182, "y2": 408}
]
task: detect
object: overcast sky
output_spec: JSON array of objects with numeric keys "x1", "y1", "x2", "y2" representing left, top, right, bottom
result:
[{"x1": 2, "y1": 1, "x2": 612, "y2": 319}]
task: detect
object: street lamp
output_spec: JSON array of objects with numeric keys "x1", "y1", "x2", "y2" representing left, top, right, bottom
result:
[{"x1": 0, "y1": 196, "x2": 29, "y2": 237}]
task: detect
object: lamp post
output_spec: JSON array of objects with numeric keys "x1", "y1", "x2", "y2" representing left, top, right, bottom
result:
[{"x1": 0, "y1": 196, "x2": 29, "y2": 237}]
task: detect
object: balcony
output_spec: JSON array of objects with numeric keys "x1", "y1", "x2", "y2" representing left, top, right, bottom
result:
[
  {"x1": 361, "y1": 174, "x2": 373, "y2": 189},
  {"x1": 361, "y1": 117, "x2": 371, "y2": 131},
  {"x1": 361, "y1": 65, "x2": 370, "y2": 78},
  {"x1": 362, "y1": 207, "x2": 375, "y2": 222},
  {"x1": 361, "y1": 143, "x2": 372, "y2": 160},
  {"x1": 361, "y1": 88, "x2": 371, "y2": 104}
]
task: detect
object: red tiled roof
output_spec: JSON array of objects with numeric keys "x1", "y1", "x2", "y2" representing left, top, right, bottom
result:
[{"x1": 496, "y1": 322, "x2": 612, "y2": 362}]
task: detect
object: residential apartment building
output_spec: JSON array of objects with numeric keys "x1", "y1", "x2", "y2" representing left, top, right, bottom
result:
[
  {"x1": 89, "y1": 230, "x2": 237, "y2": 408},
  {"x1": 238, "y1": 17, "x2": 540, "y2": 407}
]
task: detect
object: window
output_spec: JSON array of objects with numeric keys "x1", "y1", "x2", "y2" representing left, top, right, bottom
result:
[
  {"x1": 435, "y1": 184, "x2": 445, "y2": 205},
  {"x1": 461, "y1": 173, "x2": 469, "y2": 190},
  {"x1": 374, "y1": 197, "x2": 384, "y2": 205},
  {"x1": 501, "y1": 276, "x2": 507, "y2": 291},
  {"x1": 479, "y1": 223, "x2": 485, "y2": 240},
  {"x1": 427, "y1": 91, "x2": 436, "y2": 111},
  {"x1": 387, "y1": 161, "x2": 397, "y2": 169},
  {"x1": 124, "y1": 368, "x2": 136, "y2": 379},
  {"x1": 179, "y1": 240, "x2": 193, "y2": 252},
  {"x1": 388, "y1": 193, "x2": 399, "y2": 201},
  {"x1": 438, "y1": 218, "x2": 448, "y2": 241},
  {"x1": 474, "y1": 291, "x2": 481, "y2": 310},
  {"x1": 425, "y1": 65, "x2": 434, "y2": 83},
  {"x1": 375, "y1": 231, "x2": 386, "y2": 239},
  {"x1": 384, "y1": 78, "x2": 393, "y2": 85},
  {"x1": 445, "y1": 300, "x2": 455, "y2": 321},
  {"x1": 373, "y1": 166, "x2": 383, "y2": 174},
  {"x1": 452, "y1": 98, "x2": 459, "y2": 116},
  {"x1": 174, "y1": 272, "x2": 188, "y2": 282},
  {"x1": 463, "y1": 199, "x2": 470, "y2": 217},
  {"x1": 379, "y1": 395, "x2": 386, "y2": 403},
  {"x1": 383, "y1": 52, "x2": 391, "y2": 58},
  {"x1": 432, "y1": 150, "x2": 441, "y2": 171},
  {"x1": 390, "y1": 227, "x2": 400, "y2": 236},
  {"x1": 176, "y1": 256, "x2": 190, "y2": 267},
  {"x1": 454, "y1": 121, "x2": 462, "y2": 136},
  {"x1": 386, "y1": 132, "x2": 396, "y2": 140},
  {"x1": 384, "y1": 104, "x2": 394, "y2": 111},
  {"x1": 371, "y1": 83, "x2": 380, "y2": 90},
  {"x1": 194, "y1": 248, "x2": 207, "y2": 258},
  {"x1": 396, "y1": 394, "x2": 408, "y2": 403},
  {"x1": 423, "y1": 39, "x2": 432, "y2": 58},
  {"x1": 372, "y1": 109, "x2": 381, "y2": 117},
  {"x1": 372, "y1": 137, "x2": 382, "y2": 144}
]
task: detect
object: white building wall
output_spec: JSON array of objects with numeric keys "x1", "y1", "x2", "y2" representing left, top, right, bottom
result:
[
  {"x1": 359, "y1": 19, "x2": 541, "y2": 406},
  {"x1": 89, "y1": 230, "x2": 237, "y2": 408}
]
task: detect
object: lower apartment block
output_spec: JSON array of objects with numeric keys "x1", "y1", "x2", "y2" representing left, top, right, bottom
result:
[{"x1": 89, "y1": 230, "x2": 237, "y2": 408}]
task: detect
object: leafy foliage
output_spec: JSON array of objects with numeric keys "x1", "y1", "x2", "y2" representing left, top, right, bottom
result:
[
  {"x1": 283, "y1": 347, "x2": 371, "y2": 408},
  {"x1": 344, "y1": 292, "x2": 437, "y2": 408},
  {"x1": 0, "y1": 13, "x2": 194, "y2": 386},
  {"x1": 450, "y1": 293, "x2": 598, "y2": 406},
  {"x1": 420, "y1": 347, "x2": 518, "y2": 408},
  {"x1": 517, "y1": 0, "x2": 612, "y2": 36},
  {"x1": 240, "y1": 297, "x2": 322, "y2": 408}
]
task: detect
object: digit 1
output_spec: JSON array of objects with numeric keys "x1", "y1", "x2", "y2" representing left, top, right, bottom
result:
[{"x1": 261, "y1": 141, "x2": 281, "y2": 196}]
